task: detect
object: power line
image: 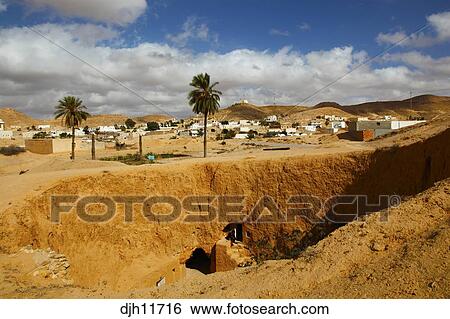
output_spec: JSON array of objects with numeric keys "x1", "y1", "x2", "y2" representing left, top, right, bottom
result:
[
  {"x1": 26, "y1": 26, "x2": 176, "y2": 119},
  {"x1": 401, "y1": 87, "x2": 450, "y2": 100},
  {"x1": 283, "y1": 22, "x2": 432, "y2": 117}
]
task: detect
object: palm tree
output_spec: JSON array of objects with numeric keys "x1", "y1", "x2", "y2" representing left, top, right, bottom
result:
[
  {"x1": 54, "y1": 96, "x2": 90, "y2": 161},
  {"x1": 188, "y1": 73, "x2": 222, "y2": 158}
]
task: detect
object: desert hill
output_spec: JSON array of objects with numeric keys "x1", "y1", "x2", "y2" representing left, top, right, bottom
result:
[
  {"x1": 134, "y1": 114, "x2": 173, "y2": 124},
  {"x1": 0, "y1": 108, "x2": 39, "y2": 127},
  {"x1": 214, "y1": 103, "x2": 308, "y2": 121},
  {"x1": 286, "y1": 106, "x2": 353, "y2": 122},
  {"x1": 49, "y1": 114, "x2": 172, "y2": 127},
  {"x1": 0, "y1": 107, "x2": 171, "y2": 128},
  {"x1": 282, "y1": 94, "x2": 450, "y2": 121},
  {"x1": 2, "y1": 94, "x2": 448, "y2": 128},
  {"x1": 214, "y1": 103, "x2": 267, "y2": 120},
  {"x1": 339, "y1": 95, "x2": 450, "y2": 119},
  {"x1": 258, "y1": 105, "x2": 308, "y2": 116}
]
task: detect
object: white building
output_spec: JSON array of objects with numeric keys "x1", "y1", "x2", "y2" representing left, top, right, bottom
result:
[
  {"x1": 265, "y1": 115, "x2": 278, "y2": 122},
  {"x1": 309, "y1": 121, "x2": 322, "y2": 127},
  {"x1": 190, "y1": 129, "x2": 200, "y2": 137},
  {"x1": 37, "y1": 124, "x2": 51, "y2": 130},
  {"x1": 0, "y1": 131, "x2": 13, "y2": 139},
  {"x1": 239, "y1": 120, "x2": 250, "y2": 126},
  {"x1": 75, "y1": 128, "x2": 86, "y2": 136},
  {"x1": 303, "y1": 125, "x2": 317, "y2": 132},
  {"x1": 219, "y1": 121, "x2": 240, "y2": 130},
  {"x1": 0, "y1": 119, "x2": 13, "y2": 139},
  {"x1": 22, "y1": 131, "x2": 39, "y2": 139},
  {"x1": 324, "y1": 115, "x2": 346, "y2": 121},
  {"x1": 97, "y1": 126, "x2": 121, "y2": 133},
  {"x1": 234, "y1": 133, "x2": 249, "y2": 139},
  {"x1": 390, "y1": 120, "x2": 426, "y2": 130},
  {"x1": 330, "y1": 121, "x2": 346, "y2": 129},
  {"x1": 285, "y1": 128, "x2": 297, "y2": 136}
]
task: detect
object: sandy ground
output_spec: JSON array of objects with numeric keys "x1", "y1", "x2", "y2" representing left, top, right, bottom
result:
[
  {"x1": 0, "y1": 133, "x2": 372, "y2": 212},
  {"x1": 0, "y1": 114, "x2": 448, "y2": 298},
  {"x1": 0, "y1": 178, "x2": 448, "y2": 298},
  {"x1": 148, "y1": 178, "x2": 450, "y2": 298}
]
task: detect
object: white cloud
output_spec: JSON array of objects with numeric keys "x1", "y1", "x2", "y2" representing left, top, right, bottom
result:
[
  {"x1": 166, "y1": 16, "x2": 217, "y2": 47},
  {"x1": 23, "y1": 0, "x2": 147, "y2": 25},
  {"x1": 269, "y1": 28, "x2": 290, "y2": 37},
  {"x1": 376, "y1": 11, "x2": 450, "y2": 47},
  {"x1": 428, "y1": 11, "x2": 450, "y2": 41},
  {"x1": 0, "y1": 1, "x2": 7, "y2": 12},
  {"x1": 298, "y1": 23, "x2": 311, "y2": 31},
  {"x1": 0, "y1": 23, "x2": 449, "y2": 119}
]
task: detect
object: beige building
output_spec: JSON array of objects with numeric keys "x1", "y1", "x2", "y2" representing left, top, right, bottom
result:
[{"x1": 25, "y1": 138, "x2": 105, "y2": 154}]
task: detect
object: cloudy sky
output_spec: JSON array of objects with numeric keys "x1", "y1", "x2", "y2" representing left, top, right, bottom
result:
[{"x1": 0, "y1": 0, "x2": 449, "y2": 118}]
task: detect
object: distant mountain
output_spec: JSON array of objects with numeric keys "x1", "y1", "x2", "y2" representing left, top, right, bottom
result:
[
  {"x1": 214, "y1": 103, "x2": 307, "y2": 121},
  {"x1": 0, "y1": 108, "x2": 39, "y2": 127},
  {"x1": 286, "y1": 106, "x2": 353, "y2": 122},
  {"x1": 283, "y1": 95, "x2": 450, "y2": 121},
  {"x1": 2, "y1": 94, "x2": 448, "y2": 128},
  {"x1": 313, "y1": 102, "x2": 342, "y2": 109},
  {"x1": 339, "y1": 95, "x2": 450, "y2": 119},
  {"x1": 0, "y1": 107, "x2": 171, "y2": 128},
  {"x1": 133, "y1": 114, "x2": 173, "y2": 124}
]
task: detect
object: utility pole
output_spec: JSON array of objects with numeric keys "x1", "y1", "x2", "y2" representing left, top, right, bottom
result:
[
  {"x1": 410, "y1": 90, "x2": 413, "y2": 109},
  {"x1": 91, "y1": 134, "x2": 96, "y2": 160},
  {"x1": 139, "y1": 135, "x2": 143, "y2": 157}
]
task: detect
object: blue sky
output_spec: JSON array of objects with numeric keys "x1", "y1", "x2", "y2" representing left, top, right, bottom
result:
[
  {"x1": 2, "y1": 0, "x2": 449, "y2": 54},
  {"x1": 0, "y1": 0, "x2": 449, "y2": 117}
]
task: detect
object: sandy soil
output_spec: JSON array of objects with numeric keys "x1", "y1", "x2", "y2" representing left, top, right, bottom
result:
[
  {"x1": 148, "y1": 178, "x2": 450, "y2": 298},
  {"x1": 0, "y1": 114, "x2": 448, "y2": 299},
  {"x1": 0, "y1": 178, "x2": 448, "y2": 298}
]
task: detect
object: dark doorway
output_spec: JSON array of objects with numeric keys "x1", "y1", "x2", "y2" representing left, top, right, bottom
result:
[
  {"x1": 223, "y1": 223, "x2": 243, "y2": 242},
  {"x1": 235, "y1": 224, "x2": 243, "y2": 242},
  {"x1": 185, "y1": 248, "x2": 211, "y2": 274}
]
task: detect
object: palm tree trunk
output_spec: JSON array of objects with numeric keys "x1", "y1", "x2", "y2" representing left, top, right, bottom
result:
[
  {"x1": 203, "y1": 111, "x2": 208, "y2": 158},
  {"x1": 71, "y1": 126, "x2": 75, "y2": 161}
]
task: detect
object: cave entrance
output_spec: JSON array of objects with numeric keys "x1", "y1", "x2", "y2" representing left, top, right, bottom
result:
[
  {"x1": 185, "y1": 248, "x2": 211, "y2": 274},
  {"x1": 223, "y1": 223, "x2": 243, "y2": 242}
]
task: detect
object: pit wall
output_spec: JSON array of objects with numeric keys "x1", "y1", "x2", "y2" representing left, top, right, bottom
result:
[{"x1": 1, "y1": 128, "x2": 449, "y2": 291}]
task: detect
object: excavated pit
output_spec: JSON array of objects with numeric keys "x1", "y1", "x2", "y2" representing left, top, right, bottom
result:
[{"x1": 0, "y1": 128, "x2": 449, "y2": 292}]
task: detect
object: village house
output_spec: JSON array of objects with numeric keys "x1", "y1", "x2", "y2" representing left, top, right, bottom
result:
[
  {"x1": 0, "y1": 118, "x2": 14, "y2": 139},
  {"x1": 265, "y1": 115, "x2": 278, "y2": 122},
  {"x1": 348, "y1": 118, "x2": 426, "y2": 141},
  {"x1": 285, "y1": 127, "x2": 298, "y2": 136},
  {"x1": 37, "y1": 124, "x2": 51, "y2": 130},
  {"x1": 97, "y1": 126, "x2": 121, "y2": 133}
]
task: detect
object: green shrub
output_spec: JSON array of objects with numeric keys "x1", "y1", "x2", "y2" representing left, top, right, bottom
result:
[
  {"x1": 33, "y1": 132, "x2": 49, "y2": 139},
  {"x1": 0, "y1": 145, "x2": 26, "y2": 156}
]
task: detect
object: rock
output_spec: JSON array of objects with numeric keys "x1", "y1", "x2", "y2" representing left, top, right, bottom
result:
[
  {"x1": 428, "y1": 281, "x2": 437, "y2": 289},
  {"x1": 21, "y1": 245, "x2": 34, "y2": 254},
  {"x1": 370, "y1": 241, "x2": 386, "y2": 252}
]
